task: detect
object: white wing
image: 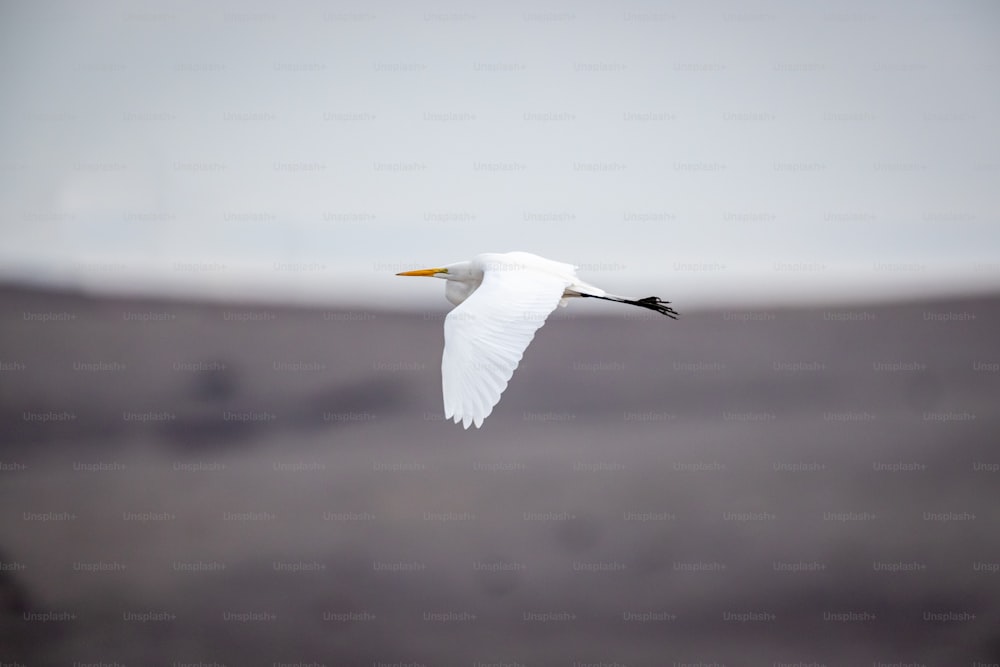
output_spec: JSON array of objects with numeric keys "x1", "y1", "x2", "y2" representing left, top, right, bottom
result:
[{"x1": 442, "y1": 266, "x2": 570, "y2": 428}]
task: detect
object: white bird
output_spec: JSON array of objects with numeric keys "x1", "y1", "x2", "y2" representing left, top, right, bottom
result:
[{"x1": 397, "y1": 251, "x2": 678, "y2": 429}]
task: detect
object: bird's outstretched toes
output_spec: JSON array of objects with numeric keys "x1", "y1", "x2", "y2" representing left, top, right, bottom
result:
[{"x1": 631, "y1": 296, "x2": 679, "y2": 319}]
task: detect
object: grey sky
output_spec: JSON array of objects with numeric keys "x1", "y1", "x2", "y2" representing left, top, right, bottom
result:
[{"x1": 2, "y1": 0, "x2": 998, "y2": 308}]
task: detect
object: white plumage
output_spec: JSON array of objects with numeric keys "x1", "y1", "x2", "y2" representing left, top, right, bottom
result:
[{"x1": 397, "y1": 251, "x2": 678, "y2": 428}]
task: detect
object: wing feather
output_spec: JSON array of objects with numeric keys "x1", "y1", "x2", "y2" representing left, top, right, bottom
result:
[{"x1": 442, "y1": 266, "x2": 569, "y2": 428}]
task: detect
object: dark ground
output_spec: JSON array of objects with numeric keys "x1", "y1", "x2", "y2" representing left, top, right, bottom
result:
[{"x1": 1, "y1": 283, "x2": 998, "y2": 665}]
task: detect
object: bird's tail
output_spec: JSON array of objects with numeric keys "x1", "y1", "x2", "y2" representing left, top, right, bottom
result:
[{"x1": 578, "y1": 293, "x2": 679, "y2": 319}]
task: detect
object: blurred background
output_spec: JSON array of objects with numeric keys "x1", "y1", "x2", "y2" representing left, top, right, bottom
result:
[
  {"x1": 2, "y1": 0, "x2": 999, "y2": 307},
  {"x1": 1, "y1": 0, "x2": 998, "y2": 664}
]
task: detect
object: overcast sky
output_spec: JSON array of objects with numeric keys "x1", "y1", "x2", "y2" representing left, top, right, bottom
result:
[{"x1": 1, "y1": 0, "x2": 998, "y2": 308}]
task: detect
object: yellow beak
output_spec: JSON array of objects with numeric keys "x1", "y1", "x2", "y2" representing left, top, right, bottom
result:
[{"x1": 396, "y1": 267, "x2": 447, "y2": 277}]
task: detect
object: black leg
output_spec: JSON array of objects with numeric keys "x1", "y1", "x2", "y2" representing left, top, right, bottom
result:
[{"x1": 578, "y1": 294, "x2": 679, "y2": 319}]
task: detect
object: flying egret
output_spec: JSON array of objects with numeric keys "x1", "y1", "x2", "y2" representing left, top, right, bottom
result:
[{"x1": 397, "y1": 251, "x2": 678, "y2": 429}]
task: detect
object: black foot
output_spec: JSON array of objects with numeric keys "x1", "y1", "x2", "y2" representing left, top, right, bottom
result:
[{"x1": 630, "y1": 296, "x2": 679, "y2": 319}]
